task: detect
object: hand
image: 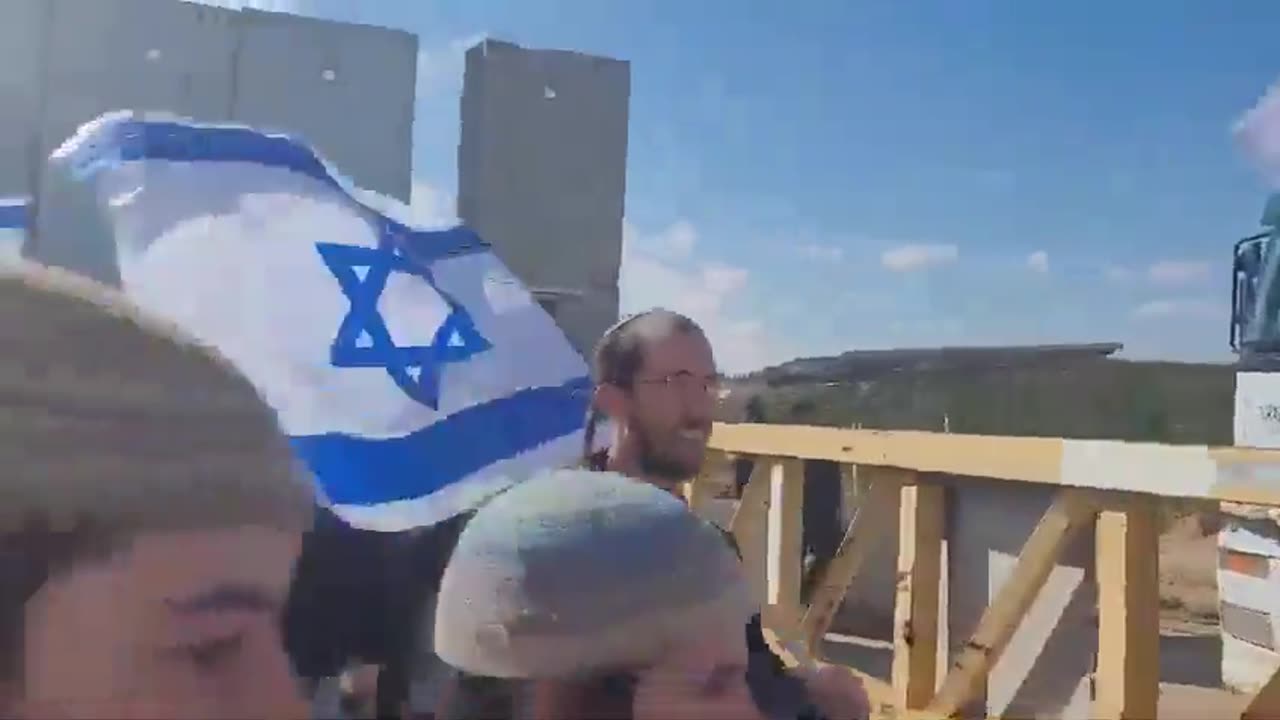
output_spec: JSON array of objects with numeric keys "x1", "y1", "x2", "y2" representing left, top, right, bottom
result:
[
  {"x1": 339, "y1": 664, "x2": 380, "y2": 718},
  {"x1": 800, "y1": 663, "x2": 870, "y2": 720}
]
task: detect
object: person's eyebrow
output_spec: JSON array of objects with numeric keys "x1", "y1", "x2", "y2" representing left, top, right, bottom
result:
[{"x1": 165, "y1": 583, "x2": 281, "y2": 615}]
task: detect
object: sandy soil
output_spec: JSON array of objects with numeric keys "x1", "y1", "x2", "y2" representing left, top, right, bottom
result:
[
  {"x1": 1156, "y1": 514, "x2": 1250, "y2": 717},
  {"x1": 1159, "y1": 514, "x2": 1221, "y2": 634}
]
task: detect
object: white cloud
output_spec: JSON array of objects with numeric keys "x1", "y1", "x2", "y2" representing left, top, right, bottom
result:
[
  {"x1": 406, "y1": 178, "x2": 457, "y2": 227},
  {"x1": 646, "y1": 219, "x2": 697, "y2": 260},
  {"x1": 1027, "y1": 250, "x2": 1049, "y2": 274},
  {"x1": 188, "y1": 0, "x2": 307, "y2": 10},
  {"x1": 1107, "y1": 259, "x2": 1212, "y2": 287},
  {"x1": 620, "y1": 220, "x2": 791, "y2": 374},
  {"x1": 799, "y1": 242, "x2": 844, "y2": 262},
  {"x1": 701, "y1": 263, "x2": 749, "y2": 295},
  {"x1": 1233, "y1": 76, "x2": 1280, "y2": 188},
  {"x1": 417, "y1": 33, "x2": 488, "y2": 99},
  {"x1": 1132, "y1": 298, "x2": 1220, "y2": 320},
  {"x1": 1147, "y1": 259, "x2": 1210, "y2": 286},
  {"x1": 881, "y1": 243, "x2": 958, "y2": 272}
]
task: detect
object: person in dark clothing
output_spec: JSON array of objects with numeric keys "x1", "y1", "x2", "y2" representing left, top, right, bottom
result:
[
  {"x1": 802, "y1": 459, "x2": 845, "y2": 599},
  {"x1": 581, "y1": 309, "x2": 869, "y2": 720},
  {"x1": 734, "y1": 395, "x2": 767, "y2": 495},
  {"x1": 374, "y1": 514, "x2": 471, "y2": 719},
  {"x1": 283, "y1": 505, "x2": 393, "y2": 684},
  {"x1": 282, "y1": 504, "x2": 468, "y2": 719}
]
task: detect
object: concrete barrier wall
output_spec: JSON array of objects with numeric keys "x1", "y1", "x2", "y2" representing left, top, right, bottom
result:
[
  {"x1": 2, "y1": 0, "x2": 417, "y2": 285},
  {"x1": 457, "y1": 39, "x2": 629, "y2": 360}
]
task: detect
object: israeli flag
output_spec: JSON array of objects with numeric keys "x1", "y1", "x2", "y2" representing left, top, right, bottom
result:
[
  {"x1": 50, "y1": 111, "x2": 593, "y2": 531},
  {"x1": 0, "y1": 196, "x2": 30, "y2": 265}
]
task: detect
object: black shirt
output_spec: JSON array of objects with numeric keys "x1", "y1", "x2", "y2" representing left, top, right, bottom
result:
[{"x1": 284, "y1": 475, "x2": 821, "y2": 719}]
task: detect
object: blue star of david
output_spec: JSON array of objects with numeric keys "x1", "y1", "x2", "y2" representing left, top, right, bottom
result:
[{"x1": 316, "y1": 229, "x2": 491, "y2": 410}]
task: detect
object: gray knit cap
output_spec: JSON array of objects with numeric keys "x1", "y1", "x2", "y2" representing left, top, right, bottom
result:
[{"x1": 433, "y1": 469, "x2": 754, "y2": 679}]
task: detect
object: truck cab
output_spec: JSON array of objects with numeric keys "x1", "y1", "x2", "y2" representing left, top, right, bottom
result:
[
  {"x1": 1221, "y1": 192, "x2": 1280, "y2": 693},
  {"x1": 1232, "y1": 193, "x2": 1280, "y2": 443}
]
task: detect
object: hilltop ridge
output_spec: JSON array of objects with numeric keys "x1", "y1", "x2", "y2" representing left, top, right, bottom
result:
[{"x1": 721, "y1": 344, "x2": 1233, "y2": 446}]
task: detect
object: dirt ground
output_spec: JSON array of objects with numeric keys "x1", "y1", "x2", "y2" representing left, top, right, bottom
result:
[
  {"x1": 1156, "y1": 514, "x2": 1250, "y2": 718},
  {"x1": 1159, "y1": 513, "x2": 1222, "y2": 634}
]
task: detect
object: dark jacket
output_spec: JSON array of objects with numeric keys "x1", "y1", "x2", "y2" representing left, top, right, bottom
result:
[
  {"x1": 720, "y1": 529, "x2": 821, "y2": 720},
  {"x1": 282, "y1": 505, "x2": 468, "y2": 717}
]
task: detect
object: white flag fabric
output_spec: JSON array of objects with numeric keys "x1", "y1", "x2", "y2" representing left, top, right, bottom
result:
[
  {"x1": 0, "y1": 197, "x2": 29, "y2": 265},
  {"x1": 50, "y1": 110, "x2": 593, "y2": 531},
  {"x1": 1235, "y1": 77, "x2": 1280, "y2": 190}
]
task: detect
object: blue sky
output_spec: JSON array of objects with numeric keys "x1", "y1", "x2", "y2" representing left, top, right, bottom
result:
[{"x1": 216, "y1": 0, "x2": 1279, "y2": 373}]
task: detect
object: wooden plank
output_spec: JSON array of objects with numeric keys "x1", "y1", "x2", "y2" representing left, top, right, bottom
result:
[
  {"x1": 711, "y1": 422, "x2": 1064, "y2": 485},
  {"x1": 765, "y1": 457, "x2": 805, "y2": 630},
  {"x1": 708, "y1": 422, "x2": 1280, "y2": 508},
  {"x1": 1242, "y1": 666, "x2": 1280, "y2": 720},
  {"x1": 679, "y1": 479, "x2": 698, "y2": 507},
  {"x1": 893, "y1": 482, "x2": 945, "y2": 711},
  {"x1": 684, "y1": 450, "x2": 728, "y2": 515},
  {"x1": 839, "y1": 462, "x2": 859, "y2": 518},
  {"x1": 730, "y1": 459, "x2": 770, "y2": 544},
  {"x1": 702, "y1": 449, "x2": 734, "y2": 496},
  {"x1": 730, "y1": 458, "x2": 771, "y2": 608},
  {"x1": 1095, "y1": 496, "x2": 1160, "y2": 720},
  {"x1": 926, "y1": 488, "x2": 1098, "y2": 716},
  {"x1": 800, "y1": 466, "x2": 902, "y2": 650}
]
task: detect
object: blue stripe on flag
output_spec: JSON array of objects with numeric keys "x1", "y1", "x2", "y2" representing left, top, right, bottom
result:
[
  {"x1": 69, "y1": 117, "x2": 490, "y2": 261},
  {"x1": 113, "y1": 120, "x2": 336, "y2": 188},
  {"x1": 0, "y1": 202, "x2": 28, "y2": 229},
  {"x1": 290, "y1": 376, "x2": 593, "y2": 506}
]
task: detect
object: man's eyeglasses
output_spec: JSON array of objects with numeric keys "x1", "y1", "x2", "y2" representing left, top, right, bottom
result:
[{"x1": 633, "y1": 371, "x2": 722, "y2": 395}]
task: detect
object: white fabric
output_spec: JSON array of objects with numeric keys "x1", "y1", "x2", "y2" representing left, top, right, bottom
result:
[{"x1": 49, "y1": 110, "x2": 594, "y2": 531}]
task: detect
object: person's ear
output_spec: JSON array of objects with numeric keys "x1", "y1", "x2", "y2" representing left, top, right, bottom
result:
[{"x1": 595, "y1": 383, "x2": 629, "y2": 422}]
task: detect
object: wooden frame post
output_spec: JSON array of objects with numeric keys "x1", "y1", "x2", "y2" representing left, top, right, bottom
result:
[
  {"x1": 765, "y1": 457, "x2": 805, "y2": 634},
  {"x1": 1242, "y1": 668, "x2": 1280, "y2": 720},
  {"x1": 685, "y1": 450, "x2": 729, "y2": 515},
  {"x1": 894, "y1": 481, "x2": 945, "y2": 710},
  {"x1": 731, "y1": 458, "x2": 772, "y2": 608},
  {"x1": 1094, "y1": 496, "x2": 1160, "y2": 719},
  {"x1": 730, "y1": 458, "x2": 769, "y2": 541}
]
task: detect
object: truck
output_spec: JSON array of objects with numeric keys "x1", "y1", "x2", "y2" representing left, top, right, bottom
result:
[{"x1": 1221, "y1": 190, "x2": 1280, "y2": 692}]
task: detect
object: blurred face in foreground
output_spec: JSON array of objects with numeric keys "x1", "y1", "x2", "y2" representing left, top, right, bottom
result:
[
  {"x1": 523, "y1": 616, "x2": 763, "y2": 720},
  {"x1": 0, "y1": 263, "x2": 311, "y2": 719},
  {"x1": 630, "y1": 633, "x2": 763, "y2": 720},
  {"x1": 15, "y1": 527, "x2": 304, "y2": 720}
]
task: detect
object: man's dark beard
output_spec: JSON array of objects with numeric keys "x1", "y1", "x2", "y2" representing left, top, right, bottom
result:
[{"x1": 634, "y1": 423, "x2": 700, "y2": 482}]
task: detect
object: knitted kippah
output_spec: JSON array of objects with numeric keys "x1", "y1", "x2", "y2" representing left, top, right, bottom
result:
[{"x1": 433, "y1": 469, "x2": 753, "y2": 678}]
